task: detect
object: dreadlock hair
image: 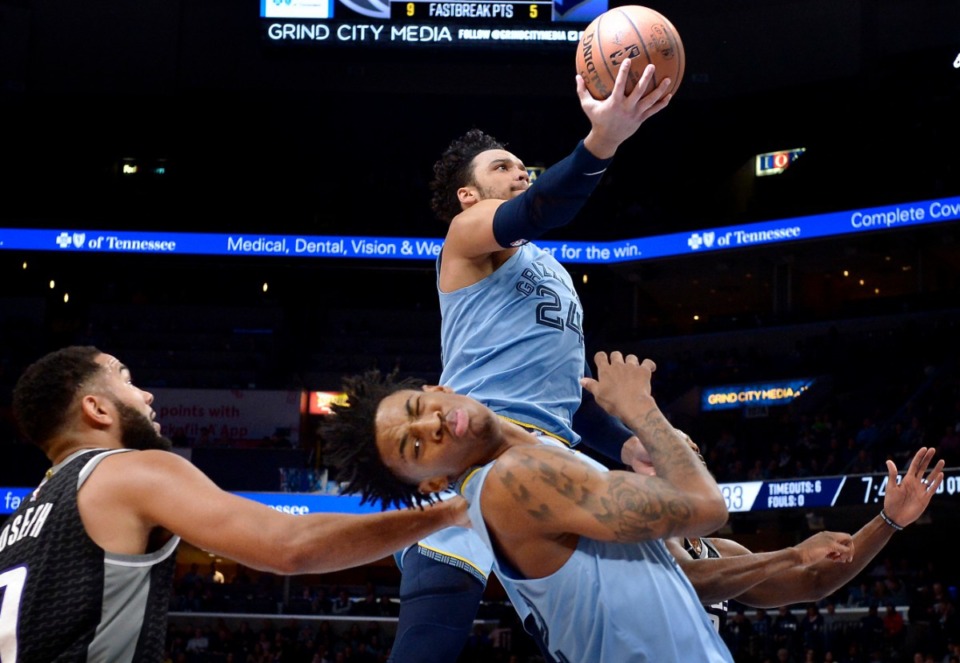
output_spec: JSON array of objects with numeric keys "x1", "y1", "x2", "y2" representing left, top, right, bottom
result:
[
  {"x1": 429, "y1": 128, "x2": 506, "y2": 224},
  {"x1": 319, "y1": 369, "x2": 434, "y2": 511},
  {"x1": 12, "y1": 345, "x2": 104, "y2": 450}
]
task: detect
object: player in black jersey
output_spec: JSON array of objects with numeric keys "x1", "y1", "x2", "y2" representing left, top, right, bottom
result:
[
  {"x1": 620, "y1": 435, "x2": 945, "y2": 630},
  {"x1": 680, "y1": 536, "x2": 729, "y2": 631},
  {"x1": 0, "y1": 346, "x2": 469, "y2": 663}
]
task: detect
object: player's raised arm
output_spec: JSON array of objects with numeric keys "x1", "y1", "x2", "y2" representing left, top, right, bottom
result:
[{"x1": 580, "y1": 351, "x2": 727, "y2": 529}]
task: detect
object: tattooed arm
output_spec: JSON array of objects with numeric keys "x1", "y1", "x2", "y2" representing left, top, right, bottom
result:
[
  {"x1": 478, "y1": 351, "x2": 728, "y2": 579},
  {"x1": 579, "y1": 351, "x2": 728, "y2": 532}
]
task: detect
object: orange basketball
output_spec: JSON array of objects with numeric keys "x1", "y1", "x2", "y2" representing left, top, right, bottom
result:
[{"x1": 575, "y1": 5, "x2": 685, "y2": 100}]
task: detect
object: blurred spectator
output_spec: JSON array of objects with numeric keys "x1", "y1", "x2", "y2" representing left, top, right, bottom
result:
[
  {"x1": 184, "y1": 627, "x2": 209, "y2": 660},
  {"x1": 377, "y1": 594, "x2": 399, "y2": 617},
  {"x1": 774, "y1": 606, "x2": 802, "y2": 653},
  {"x1": 801, "y1": 603, "x2": 826, "y2": 656},
  {"x1": 723, "y1": 606, "x2": 755, "y2": 660},
  {"x1": 350, "y1": 588, "x2": 379, "y2": 617},
  {"x1": 207, "y1": 560, "x2": 225, "y2": 585},
  {"x1": 754, "y1": 606, "x2": 775, "y2": 644},
  {"x1": 883, "y1": 602, "x2": 906, "y2": 653},
  {"x1": 179, "y1": 563, "x2": 203, "y2": 593},
  {"x1": 847, "y1": 580, "x2": 874, "y2": 608},
  {"x1": 776, "y1": 646, "x2": 799, "y2": 663},
  {"x1": 313, "y1": 587, "x2": 333, "y2": 615},
  {"x1": 937, "y1": 424, "x2": 960, "y2": 467},
  {"x1": 821, "y1": 599, "x2": 846, "y2": 657},
  {"x1": 858, "y1": 604, "x2": 885, "y2": 660},
  {"x1": 331, "y1": 589, "x2": 352, "y2": 615}
]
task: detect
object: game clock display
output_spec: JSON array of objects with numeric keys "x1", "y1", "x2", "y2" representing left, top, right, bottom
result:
[{"x1": 720, "y1": 467, "x2": 960, "y2": 513}]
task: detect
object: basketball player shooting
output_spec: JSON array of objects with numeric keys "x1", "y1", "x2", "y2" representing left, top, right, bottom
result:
[{"x1": 376, "y1": 58, "x2": 675, "y2": 663}]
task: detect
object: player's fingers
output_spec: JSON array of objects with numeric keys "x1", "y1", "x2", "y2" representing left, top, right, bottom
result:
[
  {"x1": 905, "y1": 447, "x2": 927, "y2": 477},
  {"x1": 836, "y1": 539, "x2": 854, "y2": 562},
  {"x1": 638, "y1": 86, "x2": 672, "y2": 115},
  {"x1": 633, "y1": 69, "x2": 668, "y2": 106},
  {"x1": 931, "y1": 459, "x2": 946, "y2": 479},
  {"x1": 626, "y1": 62, "x2": 655, "y2": 99},
  {"x1": 610, "y1": 58, "x2": 636, "y2": 97},
  {"x1": 645, "y1": 76, "x2": 670, "y2": 101},
  {"x1": 574, "y1": 73, "x2": 592, "y2": 103},
  {"x1": 885, "y1": 458, "x2": 899, "y2": 484},
  {"x1": 641, "y1": 358, "x2": 656, "y2": 373},
  {"x1": 925, "y1": 459, "x2": 946, "y2": 491},
  {"x1": 914, "y1": 447, "x2": 936, "y2": 476}
]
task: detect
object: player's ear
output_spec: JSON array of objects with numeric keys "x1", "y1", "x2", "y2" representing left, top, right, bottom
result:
[
  {"x1": 456, "y1": 187, "x2": 479, "y2": 206},
  {"x1": 79, "y1": 394, "x2": 113, "y2": 427},
  {"x1": 418, "y1": 477, "x2": 449, "y2": 494}
]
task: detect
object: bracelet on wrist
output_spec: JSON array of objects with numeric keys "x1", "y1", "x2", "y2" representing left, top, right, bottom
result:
[{"x1": 879, "y1": 510, "x2": 904, "y2": 531}]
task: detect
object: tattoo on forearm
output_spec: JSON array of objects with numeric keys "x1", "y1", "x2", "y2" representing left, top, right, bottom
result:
[{"x1": 497, "y1": 448, "x2": 693, "y2": 540}]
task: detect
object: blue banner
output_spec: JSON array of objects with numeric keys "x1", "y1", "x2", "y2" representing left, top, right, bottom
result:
[
  {"x1": 232, "y1": 491, "x2": 385, "y2": 515},
  {"x1": 0, "y1": 487, "x2": 386, "y2": 516},
  {"x1": 1, "y1": 488, "x2": 32, "y2": 515},
  {"x1": 2, "y1": 195, "x2": 958, "y2": 264}
]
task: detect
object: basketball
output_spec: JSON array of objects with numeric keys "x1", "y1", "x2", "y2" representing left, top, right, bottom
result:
[{"x1": 575, "y1": 5, "x2": 685, "y2": 101}]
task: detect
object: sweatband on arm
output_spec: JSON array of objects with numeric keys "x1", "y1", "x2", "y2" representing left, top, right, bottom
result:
[{"x1": 492, "y1": 140, "x2": 613, "y2": 247}]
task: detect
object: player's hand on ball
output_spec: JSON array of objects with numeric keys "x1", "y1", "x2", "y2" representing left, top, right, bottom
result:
[{"x1": 578, "y1": 59, "x2": 672, "y2": 157}]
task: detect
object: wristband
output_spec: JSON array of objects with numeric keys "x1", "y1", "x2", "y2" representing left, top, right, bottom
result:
[
  {"x1": 491, "y1": 140, "x2": 613, "y2": 247},
  {"x1": 879, "y1": 510, "x2": 904, "y2": 531}
]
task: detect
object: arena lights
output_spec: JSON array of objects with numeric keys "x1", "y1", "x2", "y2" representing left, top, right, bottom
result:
[
  {"x1": 307, "y1": 391, "x2": 348, "y2": 415},
  {"x1": 118, "y1": 157, "x2": 169, "y2": 177}
]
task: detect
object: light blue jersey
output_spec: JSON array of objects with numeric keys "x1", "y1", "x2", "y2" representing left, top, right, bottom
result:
[
  {"x1": 394, "y1": 491, "x2": 493, "y2": 584},
  {"x1": 404, "y1": 243, "x2": 587, "y2": 575},
  {"x1": 438, "y1": 242, "x2": 585, "y2": 446},
  {"x1": 457, "y1": 447, "x2": 735, "y2": 663}
]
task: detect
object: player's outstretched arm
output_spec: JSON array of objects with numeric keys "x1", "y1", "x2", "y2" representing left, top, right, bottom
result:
[
  {"x1": 749, "y1": 447, "x2": 945, "y2": 602},
  {"x1": 690, "y1": 448, "x2": 944, "y2": 607},
  {"x1": 86, "y1": 450, "x2": 468, "y2": 575},
  {"x1": 669, "y1": 533, "x2": 854, "y2": 607}
]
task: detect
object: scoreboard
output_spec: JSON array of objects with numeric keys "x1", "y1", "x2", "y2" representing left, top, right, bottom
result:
[
  {"x1": 720, "y1": 467, "x2": 960, "y2": 513},
  {"x1": 391, "y1": 1, "x2": 553, "y2": 22},
  {"x1": 260, "y1": 0, "x2": 607, "y2": 50}
]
